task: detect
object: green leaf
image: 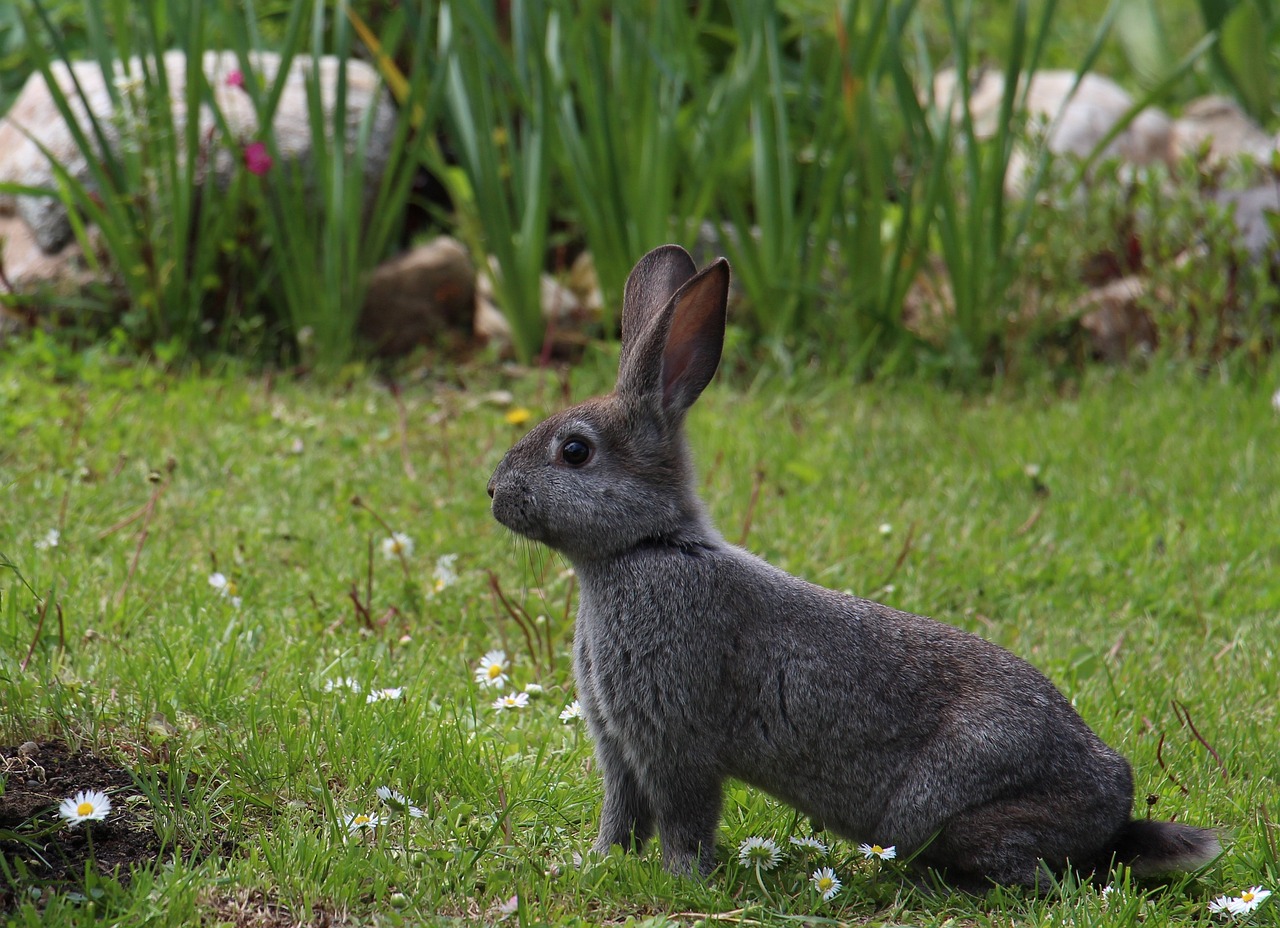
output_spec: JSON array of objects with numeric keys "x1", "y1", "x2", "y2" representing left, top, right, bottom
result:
[{"x1": 1218, "y1": 0, "x2": 1273, "y2": 120}]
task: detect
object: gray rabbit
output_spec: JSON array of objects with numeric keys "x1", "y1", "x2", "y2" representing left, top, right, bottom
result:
[{"x1": 487, "y1": 245, "x2": 1220, "y2": 889}]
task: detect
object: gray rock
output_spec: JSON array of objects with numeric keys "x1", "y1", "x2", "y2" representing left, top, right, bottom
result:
[
  {"x1": 1169, "y1": 95, "x2": 1274, "y2": 168},
  {"x1": 359, "y1": 237, "x2": 477, "y2": 356},
  {"x1": 1074, "y1": 275, "x2": 1155, "y2": 362},
  {"x1": 0, "y1": 210, "x2": 91, "y2": 293},
  {"x1": 1215, "y1": 186, "x2": 1280, "y2": 262},
  {"x1": 473, "y1": 255, "x2": 593, "y2": 357},
  {"x1": 0, "y1": 50, "x2": 396, "y2": 253},
  {"x1": 930, "y1": 69, "x2": 1172, "y2": 193}
]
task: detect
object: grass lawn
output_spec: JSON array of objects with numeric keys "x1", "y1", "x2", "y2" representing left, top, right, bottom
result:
[{"x1": 1, "y1": 348, "x2": 1278, "y2": 926}]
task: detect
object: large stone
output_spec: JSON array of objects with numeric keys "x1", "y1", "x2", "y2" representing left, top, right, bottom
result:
[
  {"x1": 473, "y1": 256, "x2": 593, "y2": 358},
  {"x1": 0, "y1": 209, "x2": 104, "y2": 341},
  {"x1": 1074, "y1": 275, "x2": 1156, "y2": 362},
  {"x1": 0, "y1": 211, "x2": 90, "y2": 293},
  {"x1": 1168, "y1": 95, "x2": 1275, "y2": 168},
  {"x1": 930, "y1": 69, "x2": 1171, "y2": 192},
  {"x1": 1214, "y1": 186, "x2": 1280, "y2": 263},
  {"x1": 0, "y1": 50, "x2": 396, "y2": 254},
  {"x1": 359, "y1": 237, "x2": 476, "y2": 356}
]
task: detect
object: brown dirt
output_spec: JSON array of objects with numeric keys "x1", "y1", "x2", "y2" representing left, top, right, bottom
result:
[
  {"x1": 0, "y1": 740, "x2": 162, "y2": 910},
  {"x1": 198, "y1": 889, "x2": 352, "y2": 928},
  {"x1": 1, "y1": 742, "x2": 355, "y2": 926}
]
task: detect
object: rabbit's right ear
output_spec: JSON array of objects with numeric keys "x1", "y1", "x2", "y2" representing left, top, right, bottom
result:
[
  {"x1": 620, "y1": 245, "x2": 698, "y2": 362},
  {"x1": 617, "y1": 257, "x2": 729, "y2": 417}
]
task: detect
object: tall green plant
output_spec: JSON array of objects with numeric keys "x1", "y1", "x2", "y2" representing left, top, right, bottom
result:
[
  {"x1": 544, "y1": 1, "x2": 718, "y2": 324},
  {"x1": 921, "y1": 0, "x2": 1070, "y2": 379},
  {"x1": 831, "y1": 0, "x2": 931, "y2": 377},
  {"x1": 1197, "y1": 0, "x2": 1277, "y2": 123},
  {"x1": 11, "y1": 0, "x2": 434, "y2": 365},
  {"x1": 713, "y1": 0, "x2": 850, "y2": 360},
  {"x1": 223, "y1": 0, "x2": 437, "y2": 367},
  {"x1": 434, "y1": 0, "x2": 552, "y2": 364},
  {"x1": 15, "y1": 0, "x2": 251, "y2": 349}
]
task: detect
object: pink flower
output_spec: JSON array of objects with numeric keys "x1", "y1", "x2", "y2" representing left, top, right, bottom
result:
[
  {"x1": 243, "y1": 141, "x2": 273, "y2": 176},
  {"x1": 225, "y1": 69, "x2": 245, "y2": 90}
]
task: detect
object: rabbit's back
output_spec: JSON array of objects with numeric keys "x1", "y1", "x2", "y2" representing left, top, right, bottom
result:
[{"x1": 574, "y1": 539, "x2": 1133, "y2": 854}]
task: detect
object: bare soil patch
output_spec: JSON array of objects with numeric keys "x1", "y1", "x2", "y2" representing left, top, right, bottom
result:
[
  {"x1": 0, "y1": 740, "x2": 162, "y2": 910},
  {"x1": 199, "y1": 889, "x2": 352, "y2": 928}
]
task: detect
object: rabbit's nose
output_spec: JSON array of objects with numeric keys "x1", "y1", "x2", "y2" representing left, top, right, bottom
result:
[{"x1": 486, "y1": 479, "x2": 496, "y2": 499}]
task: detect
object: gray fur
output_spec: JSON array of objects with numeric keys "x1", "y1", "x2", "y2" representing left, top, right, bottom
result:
[{"x1": 487, "y1": 245, "x2": 1220, "y2": 889}]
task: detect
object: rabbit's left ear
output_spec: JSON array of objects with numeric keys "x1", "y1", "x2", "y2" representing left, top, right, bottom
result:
[
  {"x1": 617, "y1": 258, "x2": 729, "y2": 416},
  {"x1": 621, "y1": 245, "x2": 697, "y2": 353}
]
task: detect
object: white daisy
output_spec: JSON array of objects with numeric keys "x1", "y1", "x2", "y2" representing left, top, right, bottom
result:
[
  {"x1": 1210, "y1": 896, "x2": 1235, "y2": 917},
  {"x1": 493, "y1": 692, "x2": 529, "y2": 710},
  {"x1": 322, "y1": 677, "x2": 362, "y2": 694},
  {"x1": 878, "y1": 522, "x2": 892, "y2": 536},
  {"x1": 375, "y1": 786, "x2": 426, "y2": 818},
  {"x1": 432, "y1": 553, "x2": 459, "y2": 592},
  {"x1": 1272, "y1": 388, "x2": 1280, "y2": 414},
  {"x1": 788, "y1": 835, "x2": 829, "y2": 854},
  {"x1": 380, "y1": 533, "x2": 414, "y2": 560},
  {"x1": 35, "y1": 529, "x2": 60, "y2": 550},
  {"x1": 365, "y1": 687, "x2": 404, "y2": 703},
  {"x1": 858, "y1": 843, "x2": 896, "y2": 860},
  {"x1": 559, "y1": 700, "x2": 583, "y2": 723},
  {"x1": 207, "y1": 572, "x2": 242, "y2": 608},
  {"x1": 343, "y1": 811, "x2": 382, "y2": 833},
  {"x1": 1236, "y1": 887, "x2": 1272, "y2": 914},
  {"x1": 475, "y1": 650, "x2": 509, "y2": 689},
  {"x1": 375, "y1": 785, "x2": 404, "y2": 805},
  {"x1": 1211, "y1": 887, "x2": 1272, "y2": 917},
  {"x1": 58, "y1": 789, "x2": 111, "y2": 825},
  {"x1": 737, "y1": 836, "x2": 782, "y2": 870},
  {"x1": 811, "y1": 866, "x2": 842, "y2": 901},
  {"x1": 522, "y1": 683, "x2": 544, "y2": 696}
]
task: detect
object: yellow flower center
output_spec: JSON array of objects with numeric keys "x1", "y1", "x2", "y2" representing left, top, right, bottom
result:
[
  {"x1": 353, "y1": 815, "x2": 370, "y2": 826},
  {"x1": 1243, "y1": 892, "x2": 1256, "y2": 902},
  {"x1": 871, "y1": 845, "x2": 884, "y2": 855},
  {"x1": 504, "y1": 408, "x2": 532, "y2": 426},
  {"x1": 487, "y1": 664, "x2": 504, "y2": 680},
  {"x1": 77, "y1": 802, "x2": 95, "y2": 816},
  {"x1": 817, "y1": 877, "x2": 833, "y2": 891}
]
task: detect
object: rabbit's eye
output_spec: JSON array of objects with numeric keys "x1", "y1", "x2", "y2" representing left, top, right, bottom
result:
[{"x1": 560, "y1": 438, "x2": 592, "y2": 467}]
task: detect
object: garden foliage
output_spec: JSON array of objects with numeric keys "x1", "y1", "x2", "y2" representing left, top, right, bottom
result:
[{"x1": 0, "y1": 0, "x2": 1271, "y2": 375}]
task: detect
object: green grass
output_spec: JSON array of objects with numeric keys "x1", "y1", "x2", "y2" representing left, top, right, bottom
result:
[{"x1": 1, "y1": 348, "x2": 1278, "y2": 925}]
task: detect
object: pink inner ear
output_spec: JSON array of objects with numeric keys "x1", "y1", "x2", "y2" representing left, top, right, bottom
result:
[
  {"x1": 659, "y1": 261, "x2": 727, "y2": 410},
  {"x1": 662, "y1": 316, "x2": 708, "y2": 397},
  {"x1": 661, "y1": 340, "x2": 696, "y2": 402}
]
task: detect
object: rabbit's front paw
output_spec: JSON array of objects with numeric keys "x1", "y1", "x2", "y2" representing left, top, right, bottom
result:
[{"x1": 661, "y1": 843, "x2": 716, "y2": 879}]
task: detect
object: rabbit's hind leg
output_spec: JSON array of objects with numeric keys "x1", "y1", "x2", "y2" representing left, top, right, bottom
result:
[
  {"x1": 922, "y1": 799, "x2": 1075, "y2": 890},
  {"x1": 593, "y1": 736, "x2": 656, "y2": 853}
]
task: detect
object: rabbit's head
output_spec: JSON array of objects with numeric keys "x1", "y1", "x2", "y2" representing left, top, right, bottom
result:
[{"x1": 488, "y1": 245, "x2": 730, "y2": 562}]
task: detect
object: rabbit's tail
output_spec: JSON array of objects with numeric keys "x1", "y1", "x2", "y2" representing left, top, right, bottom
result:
[{"x1": 1110, "y1": 819, "x2": 1222, "y2": 876}]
